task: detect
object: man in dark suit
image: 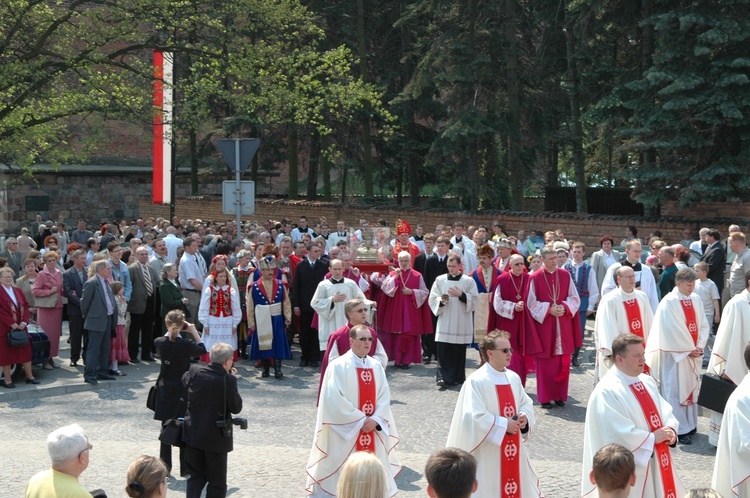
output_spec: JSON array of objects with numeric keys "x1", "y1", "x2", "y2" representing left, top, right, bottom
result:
[
  {"x1": 701, "y1": 228, "x2": 726, "y2": 303},
  {"x1": 0, "y1": 237, "x2": 22, "y2": 275},
  {"x1": 128, "y1": 246, "x2": 160, "y2": 362},
  {"x1": 63, "y1": 249, "x2": 88, "y2": 367},
  {"x1": 182, "y1": 343, "x2": 243, "y2": 498},
  {"x1": 80, "y1": 260, "x2": 117, "y2": 385},
  {"x1": 421, "y1": 235, "x2": 451, "y2": 364},
  {"x1": 413, "y1": 233, "x2": 436, "y2": 276},
  {"x1": 292, "y1": 241, "x2": 328, "y2": 367}
]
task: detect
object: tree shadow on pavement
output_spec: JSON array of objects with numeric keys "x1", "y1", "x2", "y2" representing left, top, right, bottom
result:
[{"x1": 395, "y1": 465, "x2": 423, "y2": 491}]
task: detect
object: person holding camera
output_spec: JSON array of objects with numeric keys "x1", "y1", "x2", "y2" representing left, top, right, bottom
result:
[
  {"x1": 153, "y1": 310, "x2": 206, "y2": 478},
  {"x1": 181, "y1": 342, "x2": 243, "y2": 498}
]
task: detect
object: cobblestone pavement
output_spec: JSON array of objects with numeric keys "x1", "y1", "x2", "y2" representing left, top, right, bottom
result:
[{"x1": 1, "y1": 324, "x2": 717, "y2": 497}]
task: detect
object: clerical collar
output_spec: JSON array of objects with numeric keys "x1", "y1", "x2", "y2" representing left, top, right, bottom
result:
[
  {"x1": 616, "y1": 368, "x2": 642, "y2": 384},
  {"x1": 320, "y1": 234, "x2": 329, "y2": 239},
  {"x1": 447, "y1": 273, "x2": 462, "y2": 281},
  {"x1": 413, "y1": 235, "x2": 423, "y2": 241},
  {"x1": 619, "y1": 287, "x2": 636, "y2": 296},
  {"x1": 298, "y1": 227, "x2": 309, "y2": 233},
  {"x1": 330, "y1": 278, "x2": 344, "y2": 284},
  {"x1": 455, "y1": 236, "x2": 463, "y2": 243},
  {"x1": 622, "y1": 260, "x2": 641, "y2": 270}
]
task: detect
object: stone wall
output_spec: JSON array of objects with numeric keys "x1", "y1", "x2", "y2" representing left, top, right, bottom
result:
[
  {"x1": 138, "y1": 196, "x2": 750, "y2": 249},
  {"x1": 661, "y1": 200, "x2": 750, "y2": 220}
]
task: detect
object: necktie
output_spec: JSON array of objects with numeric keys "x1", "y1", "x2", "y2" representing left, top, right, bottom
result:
[
  {"x1": 196, "y1": 255, "x2": 206, "y2": 275},
  {"x1": 101, "y1": 277, "x2": 114, "y2": 315},
  {"x1": 142, "y1": 265, "x2": 153, "y2": 296}
]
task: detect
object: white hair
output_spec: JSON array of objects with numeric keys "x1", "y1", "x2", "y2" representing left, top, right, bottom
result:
[
  {"x1": 397, "y1": 251, "x2": 411, "y2": 261},
  {"x1": 47, "y1": 424, "x2": 88, "y2": 464}
]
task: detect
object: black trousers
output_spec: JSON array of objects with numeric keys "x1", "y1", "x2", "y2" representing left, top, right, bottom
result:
[
  {"x1": 436, "y1": 342, "x2": 467, "y2": 385},
  {"x1": 185, "y1": 445, "x2": 228, "y2": 498},
  {"x1": 150, "y1": 292, "x2": 162, "y2": 354},
  {"x1": 160, "y1": 421, "x2": 185, "y2": 476},
  {"x1": 68, "y1": 313, "x2": 87, "y2": 362},
  {"x1": 422, "y1": 314, "x2": 438, "y2": 359},
  {"x1": 298, "y1": 311, "x2": 319, "y2": 362},
  {"x1": 128, "y1": 295, "x2": 155, "y2": 359}
]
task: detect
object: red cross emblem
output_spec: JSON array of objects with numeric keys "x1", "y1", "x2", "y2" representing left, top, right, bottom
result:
[
  {"x1": 504, "y1": 441, "x2": 518, "y2": 459},
  {"x1": 504, "y1": 479, "x2": 519, "y2": 496},
  {"x1": 650, "y1": 411, "x2": 661, "y2": 428},
  {"x1": 360, "y1": 370, "x2": 373, "y2": 383},
  {"x1": 503, "y1": 403, "x2": 516, "y2": 418},
  {"x1": 358, "y1": 433, "x2": 372, "y2": 448},
  {"x1": 688, "y1": 322, "x2": 698, "y2": 333},
  {"x1": 631, "y1": 318, "x2": 641, "y2": 331},
  {"x1": 632, "y1": 382, "x2": 645, "y2": 394},
  {"x1": 362, "y1": 400, "x2": 375, "y2": 416},
  {"x1": 660, "y1": 451, "x2": 670, "y2": 468},
  {"x1": 683, "y1": 299, "x2": 692, "y2": 308}
]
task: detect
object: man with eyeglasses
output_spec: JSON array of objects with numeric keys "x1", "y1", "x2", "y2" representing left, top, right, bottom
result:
[
  {"x1": 446, "y1": 330, "x2": 541, "y2": 497},
  {"x1": 0, "y1": 237, "x2": 22, "y2": 275},
  {"x1": 25, "y1": 423, "x2": 104, "y2": 498},
  {"x1": 306, "y1": 324, "x2": 401, "y2": 497},
  {"x1": 582, "y1": 334, "x2": 685, "y2": 497}
]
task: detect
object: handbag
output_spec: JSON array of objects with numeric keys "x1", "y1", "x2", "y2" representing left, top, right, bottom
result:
[
  {"x1": 7, "y1": 329, "x2": 28, "y2": 347},
  {"x1": 34, "y1": 292, "x2": 58, "y2": 308},
  {"x1": 146, "y1": 385, "x2": 157, "y2": 411},
  {"x1": 159, "y1": 418, "x2": 184, "y2": 447},
  {"x1": 697, "y1": 373, "x2": 737, "y2": 414}
]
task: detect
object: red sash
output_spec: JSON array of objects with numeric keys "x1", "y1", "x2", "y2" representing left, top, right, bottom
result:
[
  {"x1": 356, "y1": 368, "x2": 377, "y2": 452},
  {"x1": 679, "y1": 298, "x2": 699, "y2": 346},
  {"x1": 495, "y1": 384, "x2": 521, "y2": 498},
  {"x1": 623, "y1": 298, "x2": 651, "y2": 375},
  {"x1": 628, "y1": 381, "x2": 678, "y2": 498}
]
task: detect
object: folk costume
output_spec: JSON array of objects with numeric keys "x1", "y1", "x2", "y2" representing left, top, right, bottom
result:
[
  {"x1": 305, "y1": 350, "x2": 401, "y2": 497},
  {"x1": 469, "y1": 250, "x2": 501, "y2": 350},
  {"x1": 197, "y1": 276, "x2": 242, "y2": 362},
  {"x1": 232, "y1": 262, "x2": 254, "y2": 359},
  {"x1": 447, "y1": 363, "x2": 542, "y2": 497}
]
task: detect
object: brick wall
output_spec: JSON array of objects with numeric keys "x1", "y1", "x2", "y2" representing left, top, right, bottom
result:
[
  {"x1": 661, "y1": 200, "x2": 750, "y2": 220},
  {"x1": 138, "y1": 196, "x2": 750, "y2": 249}
]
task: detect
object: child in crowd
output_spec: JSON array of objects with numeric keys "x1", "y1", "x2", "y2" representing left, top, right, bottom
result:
[
  {"x1": 693, "y1": 262, "x2": 720, "y2": 368},
  {"x1": 109, "y1": 281, "x2": 130, "y2": 376}
]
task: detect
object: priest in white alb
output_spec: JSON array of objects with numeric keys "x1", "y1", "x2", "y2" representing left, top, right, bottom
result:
[
  {"x1": 601, "y1": 240, "x2": 659, "y2": 313},
  {"x1": 447, "y1": 330, "x2": 542, "y2": 497},
  {"x1": 594, "y1": 266, "x2": 653, "y2": 383},
  {"x1": 711, "y1": 342, "x2": 750, "y2": 498},
  {"x1": 582, "y1": 334, "x2": 686, "y2": 498},
  {"x1": 645, "y1": 268, "x2": 709, "y2": 445},
  {"x1": 310, "y1": 259, "x2": 374, "y2": 351},
  {"x1": 706, "y1": 269, "x2": 750, "y2": 446},
  {"x1": 306, "y1": 324, "x2": 401, "y2": 497}
]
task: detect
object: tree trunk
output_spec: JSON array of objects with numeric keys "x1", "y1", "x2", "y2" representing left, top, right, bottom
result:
[
  {"x1": 357, "y1": 0, "x2": 373, "y2": 197},
  {"x1": 340, "y1": 161, "x2": 348, "y2": 203},
  {"x1": 307, "y1": 131, "x2": 320, "y2": 200},
  {"x1": 189, "y1": 128, "x2": 198, "y2": 195},
  {"x1": 321, "y1": 152, "x2": 331, "y2": 201},
  {"x1": 564, "y1": 14, "x2": 587, "y2": 213},
  {"x1": 288, "y1": 125, "x2": 298, "y2": 199},
  {"x1": 640, "y1": 0, "x2": 656, "y2": 215},
  {"x1": 504, "y1": 0, "x2": 523, "y2": 210}
]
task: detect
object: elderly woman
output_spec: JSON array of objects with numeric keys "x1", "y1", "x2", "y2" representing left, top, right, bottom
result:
[
  {"x1": 153, "y1": 310, "x2": 206, "y2": 476},
  {"x1": 32, "y1": 250, "x2": 64, "y2": 369},
  {"x1": 16, "y1": 258, "x2": 38, "y2": 322},
  {"x1": 198, "y1": 268, "x2": 241, "y2": 363},
  {"x1": 0, "y1": 267, "x2": 40, "y2": 388},
  {"x1": 158, "y1": 263, "x2": 187, "y2": 331}
]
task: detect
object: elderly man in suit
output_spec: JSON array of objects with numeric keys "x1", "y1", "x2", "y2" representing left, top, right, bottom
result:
[
  {"x1": 63, "y1": 249, "x2": 88, "y2": 367},
  {"x1": 128, "y1": 246, "x2": 160, "y2": 362},
  {"x1": 0, "y1": 237, "x2": 22, "y2": 275},
  {"x1": 80, "y1": 260, "x2": 117, "y2": 385},
  {"x1": 589, "y1": 235, "x2": 621, "y2": 301}
]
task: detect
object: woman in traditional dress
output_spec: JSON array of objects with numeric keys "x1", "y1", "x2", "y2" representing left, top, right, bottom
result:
[
  {"x1": 197, "y1": 268, "x2": 241, "y2": 363},
  {"x1": 231, "y1": 249, "x2": 255, "y2": 359}
]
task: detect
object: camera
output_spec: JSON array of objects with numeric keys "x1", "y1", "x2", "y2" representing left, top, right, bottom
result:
[
  {"x1": 216, "y1": 417, "x2": 248, "y2": 437},
  {"x1": 233, "y1": 418, "x2": 248, "y2": 430}
]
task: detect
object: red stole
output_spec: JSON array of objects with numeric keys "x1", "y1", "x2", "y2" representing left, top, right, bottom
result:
[
  {"x1": 356, "y1": 367, "x2": 377, "y2": 453},
  {"x1": 628, "y1": 381, "x2": 678, "y2": 498},
  {"x1": 495, "y1": 384, "x2": 521, "y2": 498},
  {"x1": 623, "y1": 298, "x2": 651, "y2": 375},
  {"x1": 679, "y1": 298, "x2": 699, "y2": 346}
]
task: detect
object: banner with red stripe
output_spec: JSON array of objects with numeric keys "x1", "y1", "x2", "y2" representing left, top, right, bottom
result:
[{"x1": 152, "y1": 50, "x2": 173, "y2": 205}]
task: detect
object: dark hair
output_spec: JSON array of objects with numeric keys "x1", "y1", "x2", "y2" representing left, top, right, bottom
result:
[
  {"x1": 611, "y1": 334, "x2": 644, "y2": 360},
  {"x1": 478, "y1": 330, "x2": 510, "y2": 363},
  {"x1": 106, "y1": 241, "x2": 120, "y2": 253},
  {"x1": 599, "y1": 235, "x2": 614, "y2": 246},
  {"x1": 592, "y1": 444, "x2": 634, "y2": 492},
  {"x1": 706, "y1": 228, "x2": 721, "y2": 241},
  {"x1": 627, "y1": 226, "x2": 638, "y2": 237},
  {"x1": 425, "y1": 448, "x2": 477, "y2": 498}
]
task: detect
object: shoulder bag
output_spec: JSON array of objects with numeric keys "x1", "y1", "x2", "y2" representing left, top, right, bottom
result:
[
  {"x1": 158, "y1": 368, "x2": 194, "y2": 447},
  {"x1": 7, "y1": 328, "x2": 28, "y2": 347}
]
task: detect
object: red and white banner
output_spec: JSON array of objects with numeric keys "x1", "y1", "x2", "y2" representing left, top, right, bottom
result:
[{"x1": 152, "y1": 50, "x2": 173, "y2": 205}]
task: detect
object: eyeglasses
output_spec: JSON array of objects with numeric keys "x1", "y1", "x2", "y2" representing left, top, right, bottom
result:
[
  {"x1": 356, "y1": 337, "x2": 374, "y2": 342},
  {"x1": 353, "y1": 308, "x2": 367, "y2": 313},
  {"x1": 79, "y1": 443, "x2": 93, "y2": 456},
  {"x1": 490, "y1": 347, "x2": 513, "y2": 354}
]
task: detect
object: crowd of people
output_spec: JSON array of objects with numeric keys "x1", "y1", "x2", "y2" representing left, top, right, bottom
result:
[{"x1": 3, "y1": 214, "x2": 750, "y2": 497}]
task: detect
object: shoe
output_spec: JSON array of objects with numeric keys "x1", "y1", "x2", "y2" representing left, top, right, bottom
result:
[
  {"x1": 436, "y1": 379, "x2": 446, "y2": 388},
  {"x1": 678, "y1": 434, "x2": 692, "y2": 445},
  {"x1": 70, "y1": 361, "x2": 78, "y2": 367},
  {"x1": 43, "y1": 363, "x2": 53, "y2": 370},
  {"x1": 2, "y1": 382, "x2": 15, "y2": 389},
  {"x1": 422, "y1": 355, "x2": 431, "y2": 365},
  {"x1": 97, "y1": 374, "x2": 116, "y2": 381},
  {"x1": 310, "y1": 361, "x2": 319, "y2": 368},
  {"x1": 274, "y1": 360, "x2": 283, "y2": 379},
  {"x1": 687, "y1": 428, "x2": 697, "y2": 436},
  {"x1": 540, "y1": 402, "x2": 554, "y2": 409},
  {"x1": 84, "y1": 378, "x2": 98, "y2": 385},
  {"x1": 25, "y1": 378, "x2": 41, "y2": 385},
  {"x1": 261, "y1": 359, "x2": 271, "y2": 378},
  {"x1": 49, "y1": 359, "x2": 60, "y2": 368},
  {"x1": 572, "y1": 356, "x2": 581, "y2": 367},
  {"x1": 141, "y1": 356, "x2": 155, "y2": 362},
  {"x1": 130, "y1": 358, "x2": 141, "y2": 364},
  {"x1": 299, "y1": 359, "x2": 309, "y2": 367},
  {"x1": 109, "y1": 370, "x2": 127, "y2": 377},
  {"x1": 555, "y1": 400, "x2": 566, "y2": 407}
]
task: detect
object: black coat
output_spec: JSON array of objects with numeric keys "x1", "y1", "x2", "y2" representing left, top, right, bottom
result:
[
  {"x1": 153, "y1": 336, "x2": 207, "y2": 421},
  {"x1": 182, "y1": 363, "x2": 243, "y2": 453},
  {"x1": 701, "y1": 241, "x2": 726, "y2": 294},
  {"x1": 423, "y1": 253, "x2": 448, "y2": 291},
  {"x1": 292, "y1": 258, "x2": 328, "y2": 312}
]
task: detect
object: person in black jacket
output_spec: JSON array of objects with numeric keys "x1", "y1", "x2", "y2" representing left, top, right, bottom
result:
[
  {"x1": 182, "y1": 342, "x2": 243, "y2": 498},
  {"x1": 153, "y1": 310, "x2": 206, "y2": 477},
  {"x1": 292, "y1": 242, "x2": 328, "y2": 367}
]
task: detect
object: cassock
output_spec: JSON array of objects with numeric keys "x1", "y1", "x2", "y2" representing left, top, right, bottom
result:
[
  {"x1": 527, "y1": 268, "x2": 581, "y2": 404},
  {"x1": 305, "y1": 350, "x2": 401, "y2": 497},
  {"x1": 470, "y1": 265, "x2": 501, "y2": 347},
  {"x1": 711, "y1": 373, "x2": 750, "y2": 498},
  {"x1": 380, "y1": 269, "x2": 432, "y2": 366},
  {"x1": 488, "y1": 271, "x2": 540, "y2": 386},
  {"x1": 594, "y1": 288, "x2": 653, "y2": 382},
  {"x1": 645, "y1": 288, "x2": 709, "y2": 436},
  {"x1": 446, "y1": 364, "x2": 542, "y2": 497},
  {"x1": 601, "y1": 262, "x2": 659, "y2": 313},
  {"x1": 581, "y1": 367, "x2": 686, "y2": 498},
  {"x1": 706, "y1": 288, "x2": 750, "y2": 445},
  {"x1": 311, "y1": 277, "x2": 372, "y2": 351}
]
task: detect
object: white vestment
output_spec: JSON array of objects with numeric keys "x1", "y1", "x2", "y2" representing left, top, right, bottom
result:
[
  {"x1": 305, "y1": 351, "x2": 401, "y2": 497},
  {"x1": 311, "y1": 278, "x2": 372, "y2": 350},
  {"x1": 581, "y1": 368, "x2": 685, "y2": 498},
  {"x1": 645, "y1": 289, "x2": 709, "y2": 435},
  {"x1": 594, "y1": 288, "x2": 653, "y2": 382},
  {"x1": 712, "y1": 373, "x2": 750, "y2": 498},
  {"x1": 197, "y1": 285, "x2": 242, "y2": 352},
  {"x1": 446, "y1": 364, "x2": 542, "y2": 497},
  {"x1": 601, "y1": 262, "x2": 659, "y2": 313},
  {"x1": 706, "y1": 289, "x2": 750, "y2": 445},
  {"x1": 428, "y1": 274, "x2": 479, "y2": 344}
]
